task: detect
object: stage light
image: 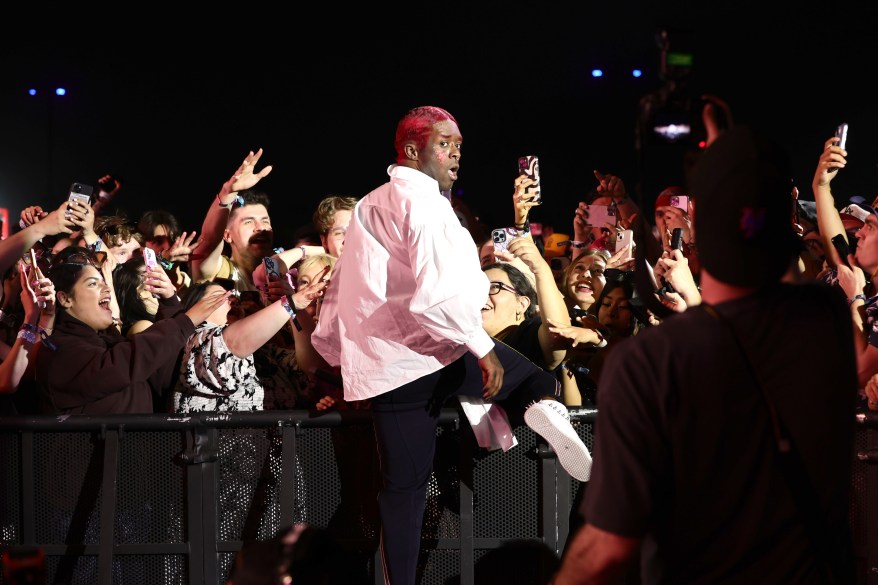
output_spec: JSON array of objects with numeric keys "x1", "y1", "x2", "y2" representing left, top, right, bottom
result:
[
  {"x1": 55, "y1": 88, "x2": 66, "y2": 96},
  {"x1": 28, "y1": 88, "x2": 37, "y2": 96},
  {"x1": 591, "y1": 69, "x2": 603, "y2": 78},
  {"x1": 632, "y1": 69, "x2": 643, "y2": 78}
]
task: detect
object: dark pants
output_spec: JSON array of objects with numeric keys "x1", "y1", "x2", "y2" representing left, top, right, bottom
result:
[{"x1": 371, "y1": 340, "x2": 557, "y2": 585}]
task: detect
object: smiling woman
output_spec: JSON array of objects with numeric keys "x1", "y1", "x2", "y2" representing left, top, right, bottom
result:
[{"x1": 33, "y1": 246, "x2": 231, "y2": 415}]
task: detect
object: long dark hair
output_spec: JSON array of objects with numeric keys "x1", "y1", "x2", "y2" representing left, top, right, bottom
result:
[
  {"x1": 594, "y1": 270, "x2": 650, "y2": 337},
  {"x1": 113, "y1": 257, "x2": 156, "y2": 334}
]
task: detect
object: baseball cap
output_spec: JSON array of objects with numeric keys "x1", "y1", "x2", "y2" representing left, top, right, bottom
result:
[
  {"x1": 543, "y1": 232, "x2": 571, "y2": 259},
  {"x1": 692, "y1": 126, "x2": 799, "y2": 287},
  {"x1": 839, "y1": 197, "x2": 878, "y2": 231}
]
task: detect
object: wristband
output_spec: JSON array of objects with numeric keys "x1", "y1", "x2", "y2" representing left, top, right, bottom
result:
[
  {"x1": 216, "y1": 193, "x2": 244, "y2": 209},
  {"x1": 280, "y1": 294, "x2": 297, "y2": 317},
  {"x1": 298, "y1": 245, "x2": 307, "y2": 262},
  {"x1": 17, "y1": 328, "x2": 36, "y2": 344},
  {"x1": 281, "y1": 295, "x2": 303, "y2": 332},
  {"x1": 849, "y1": 294, "x2": 867, "y2": 306},
  {"x1": 158, "y1": 253, "x2": 175, "y2": 271}
]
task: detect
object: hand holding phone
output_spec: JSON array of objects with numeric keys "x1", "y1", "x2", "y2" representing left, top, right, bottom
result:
[
  {"x1": 67, "y1": 182, "x2": 94, "y2": 206},
  {"x1": 492, "y1": 227, "x2": 525, "y2": 255}
]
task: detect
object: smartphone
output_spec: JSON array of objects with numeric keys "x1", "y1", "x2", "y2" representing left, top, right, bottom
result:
[
  {"x1": 492, "y1": 227, "x2": 523, "y2": 254},
  {"x1": 669, "y1": 195, "x2": 689, "y2": 212},
  {"x1": 67, "y1": 182, "x2": 94, "y2": 206},
  {"x1": 831, "y1": 233, "x2": 851, "y2": 264},
  {"x1": 518, "y1": 155, "x2": 541, "y2": 203},
  {"x1": 835, "y1": 123, "x2": 848, "y2": 150},
  {"x1": 142, "y1": 247, "x2": 158, "y2": 270},
  {"x1": 582, "y1": 204, "x2": 617, "y2": 228},
  {"x1": 615, "y1": 229, "x2": 634, "y2": 261},
  {"x1": 29, "y1": 248, "x2": 42, "y2": 278},
  {"x1": 263, "y1": 256, "x2": 281, "y2": 280},
  {"x1": 670, "y1": 227, "x2": 684, "y2": 251}
]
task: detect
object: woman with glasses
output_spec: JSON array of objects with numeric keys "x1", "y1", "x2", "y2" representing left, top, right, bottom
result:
[{"x1": 34, "y1": 246, "x2": 229, "y2": 414}]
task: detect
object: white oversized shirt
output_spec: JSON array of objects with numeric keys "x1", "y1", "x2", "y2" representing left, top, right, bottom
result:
[{"x1": 312, "y1": 165, "x2": 495, "y2": 401}]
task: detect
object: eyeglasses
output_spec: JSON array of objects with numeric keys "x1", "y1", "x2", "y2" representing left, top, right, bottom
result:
[
  {"x1": 488, "y1": 281, "x2": 519, "y2": 296},
  {"x1": 148, "y1": 235, "x2": 172, "y2": 246}
]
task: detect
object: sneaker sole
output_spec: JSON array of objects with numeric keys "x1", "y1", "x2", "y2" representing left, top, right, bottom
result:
[{"x1": 524, "y1": 406, "x2": 592, "y2": 482}]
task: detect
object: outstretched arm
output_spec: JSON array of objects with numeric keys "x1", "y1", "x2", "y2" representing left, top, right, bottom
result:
[
  {"x1": 191, "y1": 148, "x2": 273, "y2": 283},
  {"x1": 812, "y1": 135, "x2": 848, "y2": 267}
]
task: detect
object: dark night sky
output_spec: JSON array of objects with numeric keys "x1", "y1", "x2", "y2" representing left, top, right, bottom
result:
[{"x1": 2, "y1": 7, "x2": 877, "y2": 244}]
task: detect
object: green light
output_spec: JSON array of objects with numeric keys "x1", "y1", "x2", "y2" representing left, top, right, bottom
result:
[{"x1": 667, "y1": 52, "x2": 693, "y2": 67}]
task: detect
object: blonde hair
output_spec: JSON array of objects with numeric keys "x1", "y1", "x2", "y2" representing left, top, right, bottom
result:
[{"x1": 297, "y1": 253, "x2": 336, "y2": 283}]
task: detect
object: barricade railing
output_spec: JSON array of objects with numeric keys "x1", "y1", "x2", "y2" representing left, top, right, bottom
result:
[{"x1": 0, "y1": 408, "x2": 597, "y2": 585}]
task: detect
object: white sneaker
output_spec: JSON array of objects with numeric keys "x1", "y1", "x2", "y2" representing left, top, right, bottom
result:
[{"x1": 524, "y1": 399, "x2": 592, "y2": 482}]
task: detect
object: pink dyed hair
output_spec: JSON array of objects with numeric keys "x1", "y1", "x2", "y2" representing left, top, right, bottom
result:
[{"x1": 394, "y1": 106, "x2": 457, "y2": 164}]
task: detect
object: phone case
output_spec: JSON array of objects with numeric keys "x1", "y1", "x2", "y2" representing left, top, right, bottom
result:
[
  {"x1": 263, "y1": 256, "x2": 281, "y2": 279},
  {"x1": 67, "y1": 182, "x2": 94, "y2": 206},
  {"x1": 831, "y1": 234, "x2": 850, "y2": 262},
  {"x1": 615, "y1": 229, "x2": 634, "y2": 260},
  {"x1": 835, "y1": 123, "x2": 848, "y2": 150},
  {"x1": 492, "y1": 227, "x2": 520, "y2": 254},
  {"x1": 143, "y1": 247, "x2": 158, "y2": 270},
  {"x1": 582, "y1": 204, "x2": 616, "y2": 228},
  {"x1": 669, "y1": 195, "x2": 689, "y2": 212},
  {"x1": 518, "y1": 156, "x2": 541, "y2": 203},
  {"x1": 671, "y1": 228, "x2": 684, "y2": 251}
]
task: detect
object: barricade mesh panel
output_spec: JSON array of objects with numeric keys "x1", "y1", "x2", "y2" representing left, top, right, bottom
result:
[
  {"x1": 851, "y1": 426, "x2": 867, "y2": 543},
  {"x1": 0, "y1": 432, "x2": 21, "y2": 544},
  {"x1": 118, "y1": 431, "x2": 186, "y2": 544},
  {"x1": 0, "y1": 415, "x2": 869, "y2": 585},
  {"x1": 34, "y1": 432, "x2": 102, "y2": 546}
]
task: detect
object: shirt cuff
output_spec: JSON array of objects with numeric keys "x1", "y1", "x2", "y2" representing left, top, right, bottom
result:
[{"x1": 466, "y1": 329, "x2": 496, "y2": 360}]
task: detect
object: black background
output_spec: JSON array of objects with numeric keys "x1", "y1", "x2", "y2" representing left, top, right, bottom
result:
[{"x1": 2, "y1": 7, "x2": 877, "y2": 244}]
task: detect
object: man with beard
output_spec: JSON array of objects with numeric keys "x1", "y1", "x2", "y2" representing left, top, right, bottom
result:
[{"x1": 191, "y1": 148, "x2": 274, "y2": 293}]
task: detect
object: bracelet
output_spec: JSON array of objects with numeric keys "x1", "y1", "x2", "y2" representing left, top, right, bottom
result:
[
  {"x1": 849, "y1": 294, "x2": 867, "y2": 306},
  {"x1": 564, "y1": 240, "x2": 588, "y2": 249},
  {"x1": 158, "y1": 253, "x2": 175, "y2": 270},
  {"x1": 280, "y1": 294, "x2": 297, "y2": 317},
  {"x1": 216, "y1": 192, "x2": 244, "y2": 209},
  {"x1": 298, "y1": 245, "x2": 307, "y2": 261},
  {"x1": 281, "y1": 295, "x2": 303, "y2": 332},
  {"x1": 17, "y1": 328, "x2": 36, "y2": 344}
]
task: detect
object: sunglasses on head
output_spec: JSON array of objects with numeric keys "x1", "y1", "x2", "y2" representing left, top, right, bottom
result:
[{"x1": 53, "y1": 250, "x2": 108, "y2": 271}]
